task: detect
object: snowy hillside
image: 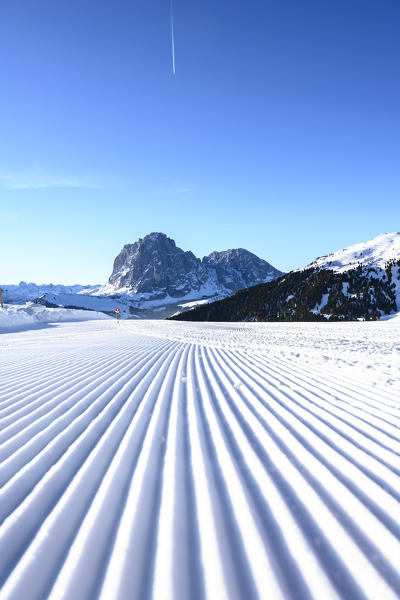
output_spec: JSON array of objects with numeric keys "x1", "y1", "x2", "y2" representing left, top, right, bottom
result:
[
  {"x1": 307, "y1": 231, "x2": 400, "y2": 273},
  {"x1": 176, "y1": 232, "x2": 400, "y2": 322},
  {"x1": 35, "y1": 290, "x2": 221, "y2": 320},
  {"x1": 35, "y1": 292, "x2": 136, "y2": 318},
  {"x1": 0, "y1": 319, "x2": 399, "y2": 599},
  {"x1": 2, "y1": 282, "x2": 100, "y2": 304},
  {"x1": 0, "y1": 304, "x2": 109, "y2": 331},
  {"x1": 174, "y1": 262, "x2": 400, "y2": 323}
]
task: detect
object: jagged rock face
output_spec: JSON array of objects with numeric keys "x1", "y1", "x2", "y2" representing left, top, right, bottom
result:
[
  {"x1": 108, "y1": 232, "x2": 283, "y2": 300},
  {"x1": 203, "y1": 248, "x2": 283, "y2": 294},
  {"x1": 109, "y1": 233, "x2": 210, "y2": 298}
]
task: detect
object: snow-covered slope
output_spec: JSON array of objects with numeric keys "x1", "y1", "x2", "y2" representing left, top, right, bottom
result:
[
  {"x1": 35, "y1": 291, "x2": 221, "y2": 320},
  {"x1": 307, "y1": 231, "x2": 400, "y2": 273},
  {"x1": 0, "y1": 319, "x2": 399, "y2": 599},
  {"x1": 178, "y1": 232, "x2": 400, "y2": 322},
  {"x1": 0, "y1": 304, "x2": 109, "y2": 331},
  {"x1": 35, "y1": 292, "x2": 136, "y2": 317}
]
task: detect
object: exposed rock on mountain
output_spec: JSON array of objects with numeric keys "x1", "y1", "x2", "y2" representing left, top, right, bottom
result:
[
  {"x1": 107, "y1": 233, "x2": 210, "y2": 299},
  {"x1": 104, "y1": 232, "x2": 282, "y2": 301},
  {"x1": 203, "y1": 248, "x2": 282, "y2": 294}
]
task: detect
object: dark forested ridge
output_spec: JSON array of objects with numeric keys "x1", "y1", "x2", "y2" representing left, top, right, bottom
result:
[{"x1": 169, "y1": 260, "x2": 400, "y2": 322}]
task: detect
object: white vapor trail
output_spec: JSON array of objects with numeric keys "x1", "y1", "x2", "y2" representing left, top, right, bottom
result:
[{"x1": 170, "y1": 0, "x2": 176, "y2": 74}]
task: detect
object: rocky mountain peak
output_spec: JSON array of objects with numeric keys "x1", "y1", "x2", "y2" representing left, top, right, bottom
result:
[
  {"x1": 202, "y1": 247, "x2": 283, "y2": 294},
  {"x1": 107, "y1": 233, "x2": 282, "y2": 301},
  {"x1": 108, "y1": 233, "x2": 208, "y2": 298}
]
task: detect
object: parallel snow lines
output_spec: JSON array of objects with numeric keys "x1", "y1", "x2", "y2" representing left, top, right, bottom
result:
[
  {"x1": 0, "y1": 335, "x2": 182, "y2": 597},
  {"x1": 0, "y1": 343, "x2": 149, "y2": 442},
  {"x1": 204, "y1": 347, "x2": 400, "y2": 598},
  {"x1": 1, "y1": 322, "x2": 400, "y2": 599},
  {"x1": 233, "y1": 351, "x2": 400, "y2": 481}
]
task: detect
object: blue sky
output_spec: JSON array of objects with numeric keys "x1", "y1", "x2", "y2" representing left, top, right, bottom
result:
[{"x1": 1, "y1": 0, "x2": 399, "y2": 284}]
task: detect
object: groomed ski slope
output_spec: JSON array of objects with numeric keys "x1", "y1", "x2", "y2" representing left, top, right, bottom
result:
[{"x1": 0, "y1": 318, "x2": 399, "y2": 600}]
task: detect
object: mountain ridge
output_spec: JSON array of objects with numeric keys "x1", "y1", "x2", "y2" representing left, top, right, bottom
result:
[
  {"x1": 3, "y1": 232, "x2": 283, "y2": 319},
  {"x1": 100, "y1": 232, "x2": 283, "y2": 301}
]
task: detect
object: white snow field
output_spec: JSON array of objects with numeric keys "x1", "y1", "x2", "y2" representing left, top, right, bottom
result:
[
  {"x1": 0, "y1": 318, "x2": 399, "y2": 600},
  {"x1": 0, "y1": 304, "x2": 109, "y2": 331}
]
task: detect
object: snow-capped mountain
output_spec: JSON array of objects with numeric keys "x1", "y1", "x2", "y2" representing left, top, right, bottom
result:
[
  {"x1": 101, "y1": 232, "x2": 282, "y2": 301},
  {"x1": 2, "y1": 282, "x2": 101, "y2": 304},
  {"x1": 172, "y1": 232, "x2": 400, "y2": 322},
  {"x1": 306, "y1": 231, "x2": 400, "y2": 273}
]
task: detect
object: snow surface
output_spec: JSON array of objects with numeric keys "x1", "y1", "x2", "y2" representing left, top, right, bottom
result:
[
  {"x1": 97, "y1": 280, "x2": 228, "y2": 307},
  {"x1": 37, "y1": 292, "x2": 135, "y2": 316},
  {"x1": 0, "y1": 304, "x2": 109, "y2": 331},
  {"x1": 3, "y1": 283, "x2": 225, "y2": 320},
  {"x1": 307, "y1": 231, "x2": 400, "y2": 273},
  {"x1": 0, "y1": 319, "x2": 399, "y2": 599}
]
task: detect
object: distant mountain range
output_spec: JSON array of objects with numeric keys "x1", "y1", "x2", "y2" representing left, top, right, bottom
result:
[
  {"x1": 3, "y1": 282, "x2": 100, "y2": 304},
  {"x1": 3, "y1": 233, "x2": 282, "y2": 319},
  {"x1": 5, "y1": 231, "x2": 400, "y2": 321},
  {"x1": 171, "y1": 232, "x2": 400, "y2": 322}
]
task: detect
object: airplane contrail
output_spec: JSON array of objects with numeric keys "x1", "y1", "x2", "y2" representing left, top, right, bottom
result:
[{"x1": 170, "y1": 0, "x2": 176, "y2": 75}]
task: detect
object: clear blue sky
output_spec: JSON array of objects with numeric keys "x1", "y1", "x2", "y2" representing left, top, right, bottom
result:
[{"x1": 1, "y1": 0, "x2": 399, "y2": 284}]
